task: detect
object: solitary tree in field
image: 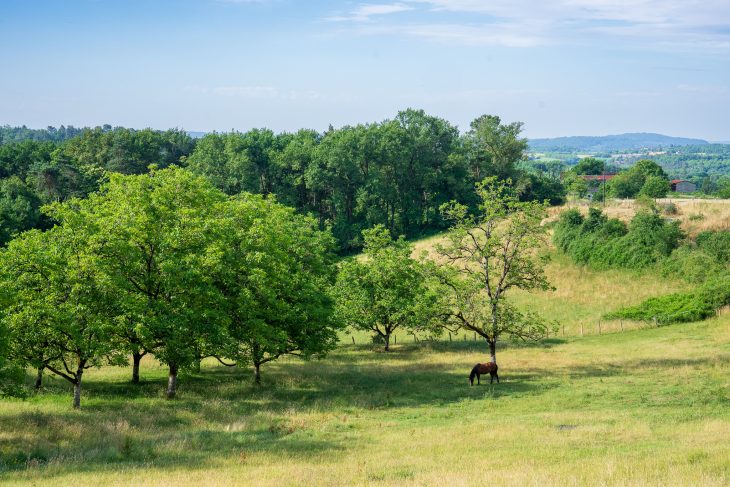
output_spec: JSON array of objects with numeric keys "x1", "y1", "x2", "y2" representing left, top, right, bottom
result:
[
  {"x1": 435, "y1": 177, "x2": 556, "y2": 363},
  {"x1": 333, "y1": 225, "x2": 442, "y2": 351}
]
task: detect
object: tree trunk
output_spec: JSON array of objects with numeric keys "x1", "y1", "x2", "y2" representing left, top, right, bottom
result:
[
  {"x1": 488, "y1": 339, "x2": 497, "y2": 364},
  {"x1": 253, "y1": 362, "x2": 261, "y2": 386},
  {"x1": 384, "y1": 333, "x2": 391, "y2": 352},
  {"x1": 132, "y1": 352, "x2": 143, "y2": 384},
  {"x1": 34, "y1": 366, "x2": 43, "y2": 390},
  {"x1": 73, "y1": 371, "x2": 83, "y2": 409},
  {"x1": 166, "y1": 363, "x2": 178, "y2": 399}
]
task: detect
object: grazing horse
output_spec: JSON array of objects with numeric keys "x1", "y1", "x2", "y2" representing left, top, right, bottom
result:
[{"x1": 469, "y1": 362, "x2": 499, "y2": 385}]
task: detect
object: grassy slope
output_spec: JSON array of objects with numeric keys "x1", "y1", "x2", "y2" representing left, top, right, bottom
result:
[{"x1": 2, "y1": 215, "x2": 730, "y2": 486}]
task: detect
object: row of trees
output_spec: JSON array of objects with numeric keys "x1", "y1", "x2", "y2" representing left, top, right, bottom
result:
[
  {"x1": 0, "y1": 127, "x2": 195, "y2": 246},
  {"x1": 0, "y1": 168, "x2": 338, "y2": 407},
  {"x1": 0, "y1": 113, "x2": 566, "y2": 253},
  {"x1": 561, "y1": 158, "x2": 671, "y2": 199},
  {"x1": 185, "y1": 111, "x2": 565, "y2": 250},
  {"x1": 1, "y1": 169, "x2": 556, "y2": 407}
]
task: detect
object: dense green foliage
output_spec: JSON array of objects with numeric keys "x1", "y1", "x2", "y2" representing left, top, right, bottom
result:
[
  {"x1": 185, "y1": 110, "x2": 564, "y2": 251},
  {"x1": 0, "y1": 114, "x2": 566, "y2": 253},
  {"x1": 333, "y1": 226, "x2": 441, "y2": 351},
  {"x1": 572, "y1": 157, "x2": 605, "y2": 175},
  {"x1": 605, "y1": 275, "x2": 730, "y2": 324},
  {"x1": 0, "y1": 127, "x2": 196, "y2": 245},
  {"x1": 554, "y1": 207, "x2": 683, "y2": 270},
  {"x1": 0, "y1": 168, "x2": 340, "y2": 406}
]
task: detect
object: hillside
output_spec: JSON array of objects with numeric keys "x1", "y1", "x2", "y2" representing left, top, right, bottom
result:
[
  {"x1": 2, "y1": 250, "x2": 729, "y2": 485},
  {"x1": 529, "y1": 133, "x2": 709, "y2": 152}
]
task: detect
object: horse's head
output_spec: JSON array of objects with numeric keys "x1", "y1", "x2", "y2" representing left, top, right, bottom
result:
[{"x1": 468, "y1": 363, "x2": 479, "y2": 386}]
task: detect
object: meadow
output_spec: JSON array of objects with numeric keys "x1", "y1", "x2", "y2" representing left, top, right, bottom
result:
[{"x1": 2, "y1": 244, "x2": 730, "y2": 486}]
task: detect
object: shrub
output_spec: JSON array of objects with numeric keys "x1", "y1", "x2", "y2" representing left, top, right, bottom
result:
[
  {"x1": 605, "y1": 273, "x2": 730, "y2": 325},
  {"x1": 662, "y1": 245, "x2": 722, "y2": 284},
  {"x1": 553, "y1": 208, "x2": 683, "y2": 270}
]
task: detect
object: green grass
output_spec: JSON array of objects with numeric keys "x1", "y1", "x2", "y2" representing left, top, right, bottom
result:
[{"x1": 2, "y1": 249, "x2": 730, "y2": 486}]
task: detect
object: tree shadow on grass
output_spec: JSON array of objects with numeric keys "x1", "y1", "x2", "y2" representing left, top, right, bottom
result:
[{"x1": 0, "y1": 346, "x2": 563, "y2": 479}]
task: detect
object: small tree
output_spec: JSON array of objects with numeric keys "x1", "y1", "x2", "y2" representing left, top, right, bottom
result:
[
  {"x1": 435, "y1": 177, "x2": 556, "y2": 363},
  {"x1": 333, "y1": 225, "x2": 442, "y2": 351},
  {"x1": 1, "y1": 228, "x2": 121, "y2": 408},
  {"x1": 640, "y1": 176, "x2": 670, "y2": 198}
]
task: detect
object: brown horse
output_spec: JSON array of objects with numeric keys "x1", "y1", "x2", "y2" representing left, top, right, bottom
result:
[{"x1": 469, "y1": 362, "x2": 499, "y2": 385}]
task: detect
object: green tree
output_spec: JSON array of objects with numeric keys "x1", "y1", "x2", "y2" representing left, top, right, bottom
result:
[
  {"x1": 573, "y1": 157, "x2": 605, "y2": 175},
  {"x1": 214, "y1": 194, "x2": 338, "y2": 384},
  {"x1": 465, "y1": 115, "x2": 526, "y2": 182},
  {"x1": 0, "y1": 227, "x2": 122, "y2": 408},
  {"x1": 0, "y1": 176, "x2": 45, "y2": 245},
  {"x1": 333, "y1": 225, "x2": 442, "y2": 351},
  {"x1": 51, "y1": 167, "x2": 229, "y2": 398},
  {"x1": 435, "y1": 177, "x2": 555, "y2": 363},
  {"x1": 640, "y1": 175, "x2": 670, "y2": 198}
]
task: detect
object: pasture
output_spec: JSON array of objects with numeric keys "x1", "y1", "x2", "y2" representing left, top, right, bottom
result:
[{"x1": 2, "y1": 247, "x2": 730, "y2": 486}]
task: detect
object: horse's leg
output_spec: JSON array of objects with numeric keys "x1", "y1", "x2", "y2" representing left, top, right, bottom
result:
[
  {"x1": 477, "y1": 373, "x2": 480, "y2": 385},
  {"x1": 495, "y1": 372, "x2": 499, "y2": 384}
]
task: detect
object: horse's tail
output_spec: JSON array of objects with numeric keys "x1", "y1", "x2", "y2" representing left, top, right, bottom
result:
[{"x1": 469, "y1": 363, "x2": 480, "y2": 381}]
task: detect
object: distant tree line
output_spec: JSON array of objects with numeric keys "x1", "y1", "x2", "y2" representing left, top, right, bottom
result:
[
  {"x1": 0, "y1": 125, "x2": 84, "y2": 144},
  {"x1": 0, "y1": 111, "x2": 566, "y2": 252}
]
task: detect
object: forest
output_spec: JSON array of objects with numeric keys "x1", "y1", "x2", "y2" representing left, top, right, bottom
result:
[{"x1": 0, "y1": 111, "x2": 564, "y2": 253}]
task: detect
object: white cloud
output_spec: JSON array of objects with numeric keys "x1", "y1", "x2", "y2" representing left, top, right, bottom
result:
[
  {"x1": 325, "y1": 0, "x2": 730, "y2": 49},
  {"x1": 326, "y1": 3, "x2": 414, "y2": 22}
]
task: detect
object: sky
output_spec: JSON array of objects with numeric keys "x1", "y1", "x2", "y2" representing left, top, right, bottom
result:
[{"x1": 1, "y1": 0, "x2": 729, "y2": 140}]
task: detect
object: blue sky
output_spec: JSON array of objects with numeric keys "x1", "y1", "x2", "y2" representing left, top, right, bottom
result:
[{"x1": 1, "y1": 0, "x2": 729, "y2": 139}]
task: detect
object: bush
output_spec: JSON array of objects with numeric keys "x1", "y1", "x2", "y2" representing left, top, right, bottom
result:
[
  {"x1": 553, "y1": 208, "x2": 683, "y2": 270},
  {"x1": 605, "y1": 273, "x2": 730, "y2": 325},
  {"x1": 696, "y1": 231, "x2": 730, "y2": 264},
  {"x1": 662, "y1": 245, "x2": 722, "y2": 284},
  {"x1": 661, "y1": 202, "x2": 678, "y2": 215}
]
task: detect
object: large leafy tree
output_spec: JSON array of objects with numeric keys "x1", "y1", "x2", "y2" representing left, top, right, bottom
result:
[
  {"x1": 333, "y1": 225, "x2": 442, "y2": 351},
  {"x1": 465, "y1": 115, "x2": 527, "y2": 183},
  {"x1": 51, "y1": 167, "x2": 229, "y2": 398},
  {"x1": 214, "y1": 194, "x2": 338, "y2": 384},
  {"x1": 435, "y1": 177, "x2": 556, "y2": 363}
]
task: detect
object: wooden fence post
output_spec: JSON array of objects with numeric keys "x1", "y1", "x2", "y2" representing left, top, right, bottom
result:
[
  {"x1": 351, "y1": 336, "x2": 355, "y2": 344},
  {"x1": 620, "y1": 320, "x2": 623, "y2": 332},
  {"x1": 562, "y1": 325, "x2": 565, "y2": 337},
  {"x1": 598, "y1": 321, "x2": 601, "y2": 335},
  {"x1": 580, "y1": 323, "x2": 584, "y2": 337}
]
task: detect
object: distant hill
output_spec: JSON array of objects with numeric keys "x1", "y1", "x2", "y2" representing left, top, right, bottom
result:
[
  {"x1": 529, "y1": 133, "x2": 709, "y2": 152},
  {"x1": 187, "y1": 131, "x2": 207, "y2": 139}
]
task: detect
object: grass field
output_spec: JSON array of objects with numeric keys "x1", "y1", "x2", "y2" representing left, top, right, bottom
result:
[{"x1": 2, "y1": 214, "x2": 730, "y2": 486}]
